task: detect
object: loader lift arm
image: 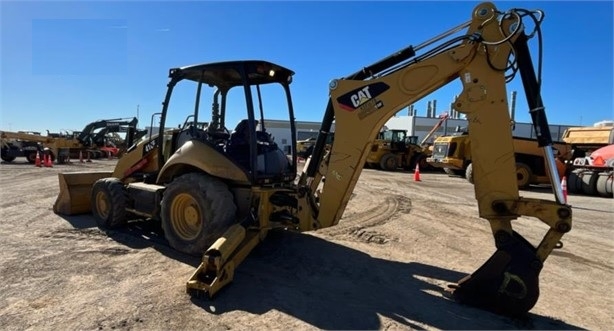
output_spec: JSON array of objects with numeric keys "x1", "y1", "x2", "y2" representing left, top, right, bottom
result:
[{"x1": 188, "y1": 2, "x2": 571, "y2": 317}]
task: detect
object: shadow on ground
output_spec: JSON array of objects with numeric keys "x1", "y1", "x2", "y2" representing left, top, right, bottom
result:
[{"x1": 60, "y1": 216, "x2": 583, "y2": 330}]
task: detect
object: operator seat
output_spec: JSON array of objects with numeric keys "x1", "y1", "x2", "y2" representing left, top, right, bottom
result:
[{"x1": 227, "y1": 119, "x2": 253, "y2": 169}]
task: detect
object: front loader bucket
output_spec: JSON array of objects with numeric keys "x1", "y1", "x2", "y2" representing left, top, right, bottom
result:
[
  {"x1": 449, "y1": 231, "x2": 542, "y2": 316},
  {"x1": 53, "y1": 171, "x2": 113, "y2": 215}
]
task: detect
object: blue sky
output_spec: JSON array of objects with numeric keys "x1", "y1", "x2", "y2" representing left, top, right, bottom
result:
[{"x1": 1, "y1": 1, "x2": 613, "y2": 134}]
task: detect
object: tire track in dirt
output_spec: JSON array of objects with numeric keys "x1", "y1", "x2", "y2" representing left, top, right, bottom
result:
[{"x1": 317, "y1": 193, "x2": 412, "y2": 245}]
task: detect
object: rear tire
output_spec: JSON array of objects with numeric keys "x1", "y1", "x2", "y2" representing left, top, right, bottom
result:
[
  {"x1": 580, "y1": 171, "x2": 599, "y2": 196},
  {"x1": 91, "y1": 178, "x2": 128, "y2": 229},
  {"x1": 567, "y1": 169, "x2": 583, "y2": 194},
  {"x1": 515, "y1": 162, "x2": 532, "y2": 189},
  {"x1": 596, "y1": 172, "x2": 613, "y2": 198},
  {"x1": 160, "y1": 173, "x2": 237, "y2": 256},
  {"x1": 465, "y1": 163, "x2": 474, "y2": 184}
]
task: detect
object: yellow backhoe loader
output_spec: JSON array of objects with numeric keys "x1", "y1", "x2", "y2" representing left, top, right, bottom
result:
[{"x1": 54, "y1": 2, "x2": 571, "y2": 317}]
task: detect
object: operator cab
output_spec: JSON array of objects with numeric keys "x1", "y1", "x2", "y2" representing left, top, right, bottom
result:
[{"x1": 158, "y1": 60, "x2": 298, "y2": 184}]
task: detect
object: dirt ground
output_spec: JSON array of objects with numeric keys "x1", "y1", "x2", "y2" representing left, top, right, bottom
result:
[{"x1": 0, "y1": 158, "x2": 612, "y2": 331}]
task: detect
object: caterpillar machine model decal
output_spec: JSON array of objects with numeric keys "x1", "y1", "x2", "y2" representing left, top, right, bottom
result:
[{"x1": 54, "y1": 2, "x2": 571, "y2": 317}]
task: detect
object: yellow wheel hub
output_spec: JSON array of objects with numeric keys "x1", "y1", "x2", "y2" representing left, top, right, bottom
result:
[
  {"x1": 171, "y1": 193, "x2": 202, "y2": 241},
  {"x1": 95, "y1": 191, "x2": 109, "y2": 219},
  {"x1": 517, "y1": 167, "x2": 530, "y2": 186}
]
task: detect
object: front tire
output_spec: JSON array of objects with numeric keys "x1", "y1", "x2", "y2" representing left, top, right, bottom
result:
[
  {"x1": 91, "y1": 178, "x2": 128, "y2": 229},
  {"x1": 379, "y1": 153, "x2": 398, "y2": 171},
  {"x1": 465, "y1": 163, "x2": 474, "y2": 184},
  {"x1": 160, "y1": 173, "x2": 237, "y2": 256}
]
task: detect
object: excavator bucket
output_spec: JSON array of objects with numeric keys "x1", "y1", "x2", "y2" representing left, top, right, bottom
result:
[
  {"x1": 449, "y1": 231, "x2": 542, "y2": 316},
  {"x1": 53, "y1": 171, "x2": 113, "y2": 215}
]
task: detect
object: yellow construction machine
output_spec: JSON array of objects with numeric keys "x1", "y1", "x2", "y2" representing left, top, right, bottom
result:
[
  {"x1": 54, "y1": 2, "x2": 572, "y2": 317},
  {"x1": 427, "y1": 131, "x2": 571, "y2": 188},
  {"x1": 365, "y1": 113, "x2": 450, "y2": 171},
  {"x1": 364, "y1": 129, "x2": 424, "y2": 171}
]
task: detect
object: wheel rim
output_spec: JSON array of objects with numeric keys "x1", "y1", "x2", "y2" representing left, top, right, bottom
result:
[
  {"x1": 517, "y1": 167, "x2": 530, "y2": 187},
  {"x1": 95, "y1": 191, "x2": 110, "y2": 219},
  {"x1": 170, "y1": 193, "x2": 202, "y2": 241}
]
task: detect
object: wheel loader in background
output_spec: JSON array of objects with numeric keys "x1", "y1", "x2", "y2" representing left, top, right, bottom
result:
[
  {"x1": 365, "y1": 113, "x2": 449, "y2": 171},
  {"x1": 364, "y1": 128, "x2": 425, "y2": 171},
  {"x1": 53, "y1": 2, "x2": 572, "y2": 317}
]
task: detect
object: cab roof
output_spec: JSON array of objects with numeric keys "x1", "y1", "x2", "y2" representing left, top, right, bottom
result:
[{"x1": 169, "y1": 60, "x2": 294, "y2": 88}]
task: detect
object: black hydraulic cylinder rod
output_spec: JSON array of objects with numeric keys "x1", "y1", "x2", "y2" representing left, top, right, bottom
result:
[
  {"x1": 306, "y1": 45, "x2": 416, "y2": 176},
  {"x1": 306, "y1": 99, "x2": 335, "y2": 176},
  {"x1": 513, "y1": 32, "x2": 552, "y2": 147},
  {"x1": 346, "y1": 46, "x2": 416, "y2": 80},
  {"x1": 514, "y1": 31, "x2": 567, "y2": 204}
]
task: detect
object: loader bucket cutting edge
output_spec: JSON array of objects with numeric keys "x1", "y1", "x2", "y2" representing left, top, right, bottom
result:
[
  {"x1": 53, "y1": 171, "x2": 113, "y2": 215},
  {"x1": 449, "y1": 231, "x2": 541, "y2": 316}
]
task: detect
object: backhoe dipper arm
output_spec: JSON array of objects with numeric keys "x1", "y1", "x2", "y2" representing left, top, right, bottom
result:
[{"x1": 298, "y1": 2, "x2": 572, "y2": 316}]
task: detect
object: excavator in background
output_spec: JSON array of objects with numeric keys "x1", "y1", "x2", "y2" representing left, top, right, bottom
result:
[
  {"x1": 1, "y1": 117, "x2": 142, "y2": 164},
  {"x1": 53, "y1": 3, "x2": 571, "y2": 317},
  {"x1": 48, "y1": 117, "x2": 142, "y2": 159}
]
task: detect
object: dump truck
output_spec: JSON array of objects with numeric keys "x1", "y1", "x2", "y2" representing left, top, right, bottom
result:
[
  {"x1": 427, "y1": 129, "x2": 571, "y2": 189},
  {"x1": 53, "y1": 3, "x2": 571, "y2": 317},
  {"x1": 562, "y1": 124, "x2": 614, "y2": 155},
  {"x1": 566, "y1": 144, "x2": 614, "y2": 198}
]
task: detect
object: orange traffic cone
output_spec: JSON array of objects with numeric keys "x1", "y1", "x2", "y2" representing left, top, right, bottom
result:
[
  {"x1": 414, "y1": 164, "x2": 421, "y2": 182},
  {"x1": 561, "y1": 176, "x2": 568, "y2": 203},
  {"x1": 35, "y1": 151, "x2": 42, "y2": 167},
  {"x1": 45, "y1": 154, "x2": 53, "y2": 167}
]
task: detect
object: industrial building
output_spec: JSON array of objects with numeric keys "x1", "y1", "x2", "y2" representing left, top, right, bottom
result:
[{"x1": 147, "y1": 115, "x2": 577, "y2": 156}]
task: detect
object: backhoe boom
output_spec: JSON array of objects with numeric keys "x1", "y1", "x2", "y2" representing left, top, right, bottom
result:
[{"x1": 296, "y1": 2, "x2": 571, "y2": 315}]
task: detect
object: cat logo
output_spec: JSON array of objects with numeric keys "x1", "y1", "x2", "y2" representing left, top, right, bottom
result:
[
  {"x1": 351, "y1": 86, "x2": 372, "y2": 107},
  {"x1": 143, "y1": 139, "x2": 157, "y2": 156},
  {"x1": 337, "y1": 82, "x2": 390, "y2": 112}
]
